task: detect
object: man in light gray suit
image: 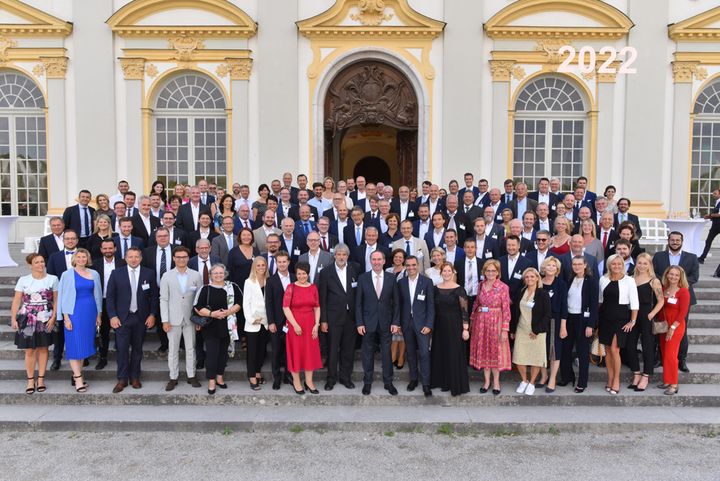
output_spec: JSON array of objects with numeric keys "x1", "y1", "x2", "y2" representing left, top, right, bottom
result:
[
  {"x1": 211, "y1": 215, "x2": 237, "y2": 264},
  {"x1": 160, "y1": 246, "x2": 204, "y2": 391},
  {"x1": 392, "y1": 219, "x2": 430, "y2": 271},
  {"x1": 298, "y1": 231, "x2": 335, "y2": 284},
  {"x1": 253, "y1": 209, "x2": 282, "y2": 254}
]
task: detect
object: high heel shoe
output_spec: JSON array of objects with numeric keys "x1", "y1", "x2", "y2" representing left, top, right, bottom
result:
[
  {"x1": 304, "y1": 382, "x2": 319, "y2": 394},
  {"x1": 627, "y1": 372, "x2": 641, "y2": 390},
  {"x1": 257, "y1": 375, "x2": 266, "y2": 385},
  {"x1": 249, "y1": 380, "x2": 261, "y2": 391},
  {"x1": 294, "y1": 386, "x2": 305, "y2": 395},
  {"x1": 664, "y1": 385, "x2": 679, "y2": 396},
  {"x1": 25, "y1": 376, "x2": 35, "y2": 395},
  {"x1": 73, "y1": 375, "x2": 87, "y2": 393},
  {"x1": 634, "y1": 374, "x2": 649, "y2": 392},
  {"x1": 36, "y1": 375, "x2": 46, "y2": 393},
  {"x1": 216, "y1": 381, "x2": 228, "y2": 389}
]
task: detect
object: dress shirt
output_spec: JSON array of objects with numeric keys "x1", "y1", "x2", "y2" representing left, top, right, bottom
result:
[
  {"x1": 617, "y1": 212, "x2": 628, "y2": 224},
  {"x1": 199, "y1": 257, "x2": 212, "y2": 273},
  {"x1": 283, "y1": 236, "x2": 294, "y2": 255},
  {"x1": 446, "y1": 247, "x2": 457, "y2": 264},
  {"x1": 176, "y1": 269, "x2": 188, "y2": 293},
  {"x1": 465, "y1": 257, "x2": 478, "y2": 296},
  {"x1": 102, "y1": 258, "x2": 116, "y2": 297},
  {"x1": 279, "y1": 272, "x2": 291, "y2": 290},
  {"x1": 507, "y1": 254, "x2": 519, "y2": 275},
  {"x1": 538, "y1": 218, "x2": 550, "y2": 231},
  {"x1": 224, "y1": 232, "x2": 234, "y2": 251},
  {"x1": 239, "y1": 218, "x2": 251, "y2": 230},
  {"x1": 522, "y1": 229, "x2": 534, "y2": 241},
  {"x1": 536, "y1": 249, "x2": 548, "y2": 267},
  {"x1": 474, "y1": 192, "x2": 487, "y2": 206},
  {"x1": 447, "y1": 211, "x2": 457, "y2": 231},
  {"x1": 308, "y1": 250, "x2": 319, "y2": 283},
  {"x1": 516, "y1": 197, "x2": 527, "y2": 219},
  {"x1": 64, "y1": 249, "x2": 76, "y2": 270},
  {"x1": 417, "y1": 219, "x2": 430, "y2": 240},
  {"x1": 568, "y1": 278, "x2": 583, "y2": 314},
  {"x1": 335, "y1": 264, "x2": 347, "y2": 292},
  {"x1": 281, "y1": 203, "x2": 291, "y2": 218},
  {"x1": 150, "y1": 208, "x2": 162, "y2": 218},
  {"x1": 400, "y1": 201, "x2": 409, "y2": 220},
  {"x1": 433, "y1": 229, "x2": 444, "y2": 248},
  {"x1": 428, "y1": 199, "x2": 439, "y2": 215},
  {"x1": 538, "y1": 192, "x2": 550, "y2": 206},
  {"x1": 53, "y1": 234, "x2": 64, "y2": 251},
  {"x1": 625, "y1": 257, "x2": 635, "y2": 273},
  {"x1": 356, "y1": 191, "x2": 366, "y2": 201},
  {"x1": 155, "y1": 245, "x2": 171, "y2": 285},
  {"x1": 476, "y1": 237, "x2": 486, "y2": 258},
  {"x1": 190, "y1": 202, "x2": 201, "y2": 228},
  {"x1": 668, "y1": 251, "x2": 682, "y2": 266},
  {"x1": 408, "y1": 275, "x2": 418, "y2": 316},
  {"x1": 373, "y1": 270, "x2": 384, "y2": 295},
  {"x1": 337, "y1": 219, "x2": 347, "y2": 244},
  {"x1": 139, "y1": 214, "x2": 152, "y2": 236},
  {"x1": 128, "y1": 266, "x2": 139, "y2": 313},
  {"x1": 565, "y1": 212, "x2": 574, "y2": 221},
  {"x1": 198, "y1": 228, "x2": 210, "y2": 239},
  {"x1": 365, "y1": 244, "x2": 378, "y2": 271}
]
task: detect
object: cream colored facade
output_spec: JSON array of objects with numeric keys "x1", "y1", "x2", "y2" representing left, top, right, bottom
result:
[{"x1": 2, "y1": 0, "x2": 720, "y2": 241}]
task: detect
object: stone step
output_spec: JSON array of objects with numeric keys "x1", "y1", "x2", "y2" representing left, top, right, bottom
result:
[
  {"x1": 687, "y1": 314, "x2": 718, "y2": 329},
  {"x1": 0, "y1": 380, "x2": 718, "y2": 408},
  {"x1": 0, "y1": 401, "x2": 718, "y2": 434},
  {"x1": 694, "y1": 279, "x2": 720, "y2": 288},
  {"x1": 0, "y1": 358, "x2": 718, "y2": 384},
  {"x1": 688, "y1": 302, "x2": 720, "y2": 314},
  {"x1": 695, "y1": 288, "x2": 720, "y2": 300},
  {"x1": 688, "y1": 329, "x2": 720, "y2": 344}
]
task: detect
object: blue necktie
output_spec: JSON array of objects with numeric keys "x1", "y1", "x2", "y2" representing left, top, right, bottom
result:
[
  {"x1": 356, "y1": 226, "x2": 361, "y2": 245},
  {"x1": 304, "y1": 222, "x2": 310, "y2": 234},
  {"x1": 65, "y1": 251, "x2": 74, "y2": 255},
  {"x1": 123, "y1": 238, "x2": 129, "y2": 257},
  {"x1": 405, "y1": 240, "x2": 411, "y2": 256},
  {"x1": 82, "y1": 207, "x2": 90, "y2": 237}
]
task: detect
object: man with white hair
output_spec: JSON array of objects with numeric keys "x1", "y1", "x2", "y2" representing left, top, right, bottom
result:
[{"x1": 176, "y1": 185, "x2": 211, "y2": 232}]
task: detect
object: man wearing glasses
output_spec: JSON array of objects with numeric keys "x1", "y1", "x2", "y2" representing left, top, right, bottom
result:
[{"x1": 525, "y1": 230, "x2": 556, "y2": 273}]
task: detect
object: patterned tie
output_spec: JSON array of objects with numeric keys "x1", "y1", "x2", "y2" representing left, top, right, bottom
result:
[
  {"x1": 304, "y1": 222, "x2": 310, "y2": 234},
  {"x1": 129, "y1": 268, "x2": 138, "y2": 313},
  {"x1": 123, "y1": 238, "x2": 129, "y2": 258},
  {"x1": 160, "y1": 248, "x2": 167, "y2": 279},
  {"x1": 405, "y1": 240, "x2": 411, "y2": 256},
  {"x1": 322, "y1": 236, "x2": 328, "y2": 251}
]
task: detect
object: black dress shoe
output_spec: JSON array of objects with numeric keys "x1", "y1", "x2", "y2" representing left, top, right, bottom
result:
[
  {"x1": 50, "y1": 360, "x2": 60, "y2": 371},
  {"x1": 423, "y1": 385, "x2": 432, "y2": 397},
  {"x1": 407, "y1": 380, "x2": 418, "y2": 392},
  {"x1": 557, "y1": 380, "x2": 572, "y2": 387},
  {"x1": 384, "y1": 383, "x2": 398, "y2": 395},
  {"x1": 479, "y1": 386, "x2": 489, "y2": 394},
  {"x1": 324, "y1": 381, "x2": 335, "y2": 391},
  {"x1": 362, "y1": 384, "x2": 371, "y2": 395},
  {"x1": 343, "y1": 380, "x2": 355, "y2": 390},
  {"x1": 304, "y1": 382, "x2": 319, "y2": 394},
  {"x1": 679, "y1": 362, "x2": 690, "y2": 373},
  {"x1": 187, "y1": 377, "x2": 202, "y2": 388},
  {"x1": 272, "y1": 379, "x2": 281, "y2": 390},
  {"x1": 95, "y1": 358, "x2": 107, "y2": 370}
]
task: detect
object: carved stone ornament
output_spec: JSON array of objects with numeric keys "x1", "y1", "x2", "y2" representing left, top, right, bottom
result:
[
  {"x1": 511, "y1": 65, "x2": 526, "y2": 81},
  {"x1": 0, "y1": 36, "x2": 16, "y2": 63},
  {"x1": 41, "y1": 57, "x2": 68, "y2": 79},
  {"x1": 672, "y1": 61, "x2": 706, "y2": 83},
  {"x1": 119, "y1": 58, "x2": 145, "y2": 80},
  {"x1": 350, "y1": 0, "x2": 393, "y2": 26},
  {"x1": 535, "y1": 39, "x2": 571, "y2": 64},
  {"x1": 490, "y1": 60, "x2": 514, "y2": 82},
  {"x1": 218, "y1": 58, "x2": 253, "y2": 80},
  {"x1": 169, "y1": 36, "x2": 205, "y2": 62},
  {"x1": 324, "y1": 62, "x2": 417, "y2": 133},
  {"x1": 32, "y1": 64, "x2": 44, "y2": 78},
  {"x1": 145, "y1": 64, "x2": 159, "y2": 78}
]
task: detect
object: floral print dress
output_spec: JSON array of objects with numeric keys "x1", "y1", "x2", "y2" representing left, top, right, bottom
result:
[{"x1": 14, "y1": 274, "x2": 58, "y2": 349}]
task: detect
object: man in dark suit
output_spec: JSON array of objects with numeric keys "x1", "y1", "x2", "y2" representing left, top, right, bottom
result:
[
  {"x1": 316, "y1": 216, "x2": 338, "y2": 253},
  {"x1": 352, "y1": 226, "x2": 390, "y2": 272},
  {"x1": 443, "y1": 194, "x2": 470, "y2": 244},
  {"x1": 559, "y1": 235, "x2": 601, "y2": 283},
  {"x1": 46, "y1": 229, "x2": 79, "y2": 371},
  {"x1": 234, "y1": 204, "x2": 255, "y2": 234},
  {"x1": 572, "y1": 187, "x2": 596, "y2": 219},
  {"x1": 487, "y1": 189, "x2": 509, "y2": 225},
  {"x1": 106, "y1": 246, "x2": 159, "y2": 392},
  {"x1": 524, "y1": 230, "x2": 556, "y2": 271},
  {"x1": 131, "y1": 196, "x2": 161, "y2": 243},
  {"x1": 575, "y1": 176, "x2": 597, "y2": 205},
  {"x1": 424, "y1": 211, "x2": 447, "y2": 250},
  {"x1": 198, "y1": 179, "x2": 215, "y2": 206},
  {"x1": 176, "y1": 186, "x2": 211, "y2": 232},
  {"x1": 390, "y1": 185, "x2": 418, "y2": 221},
  {"x1": 329, "y1": 205, "x2": 350, "y2": 246},
  {"x1": 114, "y1": 217, "x2": 144, "y2": 260},
  {"x1": 294, "y1": 205, "x2": 318, "y2": 239},
  {"x1": 614, "y1": 197, "x2": 643, "y2": 239},
  {"x1": 265, "y1": 251, "x2": 295, "y2": 390},
  {"x1": 38, "y1": 216, "x2": 65, "y2": 261},
  {"x1": 92, "y1": 238, "x2": 126, "y2": 370},
  {"x1": 281, "y1": 172, "x2": 300, "y2": 204},
  {"x1": 423, "y1": 184, "x2": 445, "y2": 216},
  {"x1": 142, "y1": 227, "x2": 175, "y2": 354},
  {"x1": 460, "y1": 191, "x2": 483, "y2": 225},
  {"x1": 529, "y1": 177, "x2": 559, "y2": 211},
  {"x1": 653, "y1": 231, "x2": 700, "y2": 373},
  {"x1": 472, "y1": 217, "x2": 501, "y2": 261},
  {"x1": 598, "y1": 211, "x2": 619, "y2": 259},
  {"x1": 499, "y1": 235, "x2": 533, "y2": 300},
  {"x1": 508, "y1": 182, "x2": 539, "y2": 220},
  {"x1": 534, "y1": 203, "x2": 556, "y2": 234},
  {"x1": 150, "y1": 211, "x2": 188, "y2": 248},
  {"x1": 500, "y1": 219, "x2": 535, "y2": 257},
  {"x1": 455, "y1": 239, "x2": 483, "y2": 304},
  {"x1": 398, "y1": 256, "x2": 435, "y2": 397},
  {"x1": 411, "y1": 204, "x2": 432, "y2": 240},
  {"x1": 289, "y1": 190, "x2": 319, "y2": 222},
  {"x1": 474, "y1": 179, "x2": 491, "y2": 209},
  {"x1": 356, "y1": 250, "x2": 401, "y2": 395},
  {"x1": 62, "y1": 189, "x2": 95, "y2": 248},
  {"x1": 349, "y1": 175, "x2": 366, "y2": 205},
  {"x1": 110, "y1": 200, "x2": 127, "y2": 233},
  {"x1": 319, "y1": 244, "x2": 359, "y2": 391},
  {"x1": 344, "y1": 206, "x2": 369, "y2": 258},
  {"x1": 457, "y1": 172, "x2": 480, "y2": 201},
  {"x1": 699, "y1": 188, "x2": 720, "y2": 263},
  {"x1": 502, "y1": 179, "x2": 515, "y2": 204},
  {"x1": 279, "y1": 217, "x2": 307, "y2": 270}
]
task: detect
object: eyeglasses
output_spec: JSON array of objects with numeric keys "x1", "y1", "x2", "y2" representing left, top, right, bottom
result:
[
  {"x1": 174, "y1": 256, "x2": 189, "y2": 260},
  {"x1": 536, "y1": 238, "x2": 548, "y2": 242}
]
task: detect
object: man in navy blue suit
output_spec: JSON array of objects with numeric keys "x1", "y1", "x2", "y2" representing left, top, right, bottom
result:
[
  {"x1": 106, "y1": 247, "x2": 159, "y2": 393},
  {"x1": 356, "y1": 250, "x2": 400, "y2": 395},
  {"x1": 114, "y1": 218, "x2": 144, "y2": 260},
  {"x1": 38, "y1": 216, "x2": 65, "y2": 261},
  {"x1": 499, "y1": 235, "x2": 533, "y2": 300},
  {"x1": 62, "y1": 190, "x2": 95, "y2": 248},
  {"x1": 46, "y1": 229, "x2": 79, "y2": 371},
  {"x1": 457, "y1": 172, "x2": 480, "y2": 201},
  {"x1": 234, "y1": 204, "x2": 255, "y2": 234},
  {"x1": 397, "y1": 256, "x2": 435, "y2": 397}
]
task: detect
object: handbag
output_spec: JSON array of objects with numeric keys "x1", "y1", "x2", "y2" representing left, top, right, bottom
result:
[
  {"x1": 190, "y1": 286, "x2": 212, "y2": 327},
  {"x1": 652, "y1": 307, "x2": 669, "y2": 335},
  {"x1": 589, "y1": 330, "x2": 606, "y2": 366}
]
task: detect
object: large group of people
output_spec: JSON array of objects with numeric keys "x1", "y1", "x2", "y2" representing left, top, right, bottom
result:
[{"x1": 10, "y1": 172, "x2": 697, "y2": 398}]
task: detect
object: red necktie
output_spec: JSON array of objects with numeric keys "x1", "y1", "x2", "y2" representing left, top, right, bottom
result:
[
  {"x1": 602, "y1": 231, "x2": 608, "y2": 249},
  {"x1": 322, "y1": 236, "x2": 328, "y2": 251}
]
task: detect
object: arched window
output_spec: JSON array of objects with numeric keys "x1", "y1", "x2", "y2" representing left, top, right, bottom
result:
[
  {"x1": 153, "y1": 73, "x2": 227, "y2": 188},
  {"x1": 691, "y1": 80, "x2": 720, "y2": 214},
  {"x1": 0, "y1": 71, "x2": 47, "y2": 217},
  {"x1": 512, "y1": 76, "x2": 587, "y2": 193}
]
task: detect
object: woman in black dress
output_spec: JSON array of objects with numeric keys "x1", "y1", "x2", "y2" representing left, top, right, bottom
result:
[
  {"x1": 430, "y1": 261, "x2": 470, "y2": 396},
  {"x1": 598, "y1": 254, "x2": 639, "y2": 395},
  {"x1": 539, "y1": 256, "x2": 568, "y2": 392},
  {"x1": 227, "y1": 228, "x2": 259, "y2": 347},
  {"x1": 193, "y1": 264, "x2": 242, "y2": 394}
]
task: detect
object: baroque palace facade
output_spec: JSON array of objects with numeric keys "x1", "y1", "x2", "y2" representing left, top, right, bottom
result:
[{"x1": 2, "y1": 0, "x2": 720, "y2": 241}]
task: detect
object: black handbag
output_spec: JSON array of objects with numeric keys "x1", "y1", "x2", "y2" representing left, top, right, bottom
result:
[{"x1": 190, "y1": 286, "x2": 212, "y2": 327}]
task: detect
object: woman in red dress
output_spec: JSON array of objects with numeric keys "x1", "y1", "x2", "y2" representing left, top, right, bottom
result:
[
  {"x1": 283, "y1": 261, "x2": 322, "y2": 395},
  {"x1": 658, "y1": 265, "x2": 691, "y2": 396},
  {"x1": 549, "y1": 216, "x2": 572, "y2": 255}
]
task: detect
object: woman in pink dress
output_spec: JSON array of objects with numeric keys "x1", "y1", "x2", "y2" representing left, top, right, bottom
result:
[
  {"x1": 469, "y1": 259, "x2": 512, "y2": 395},
  {"x1": 283, "y1": 262, "x2": 322, "y2": 395}
]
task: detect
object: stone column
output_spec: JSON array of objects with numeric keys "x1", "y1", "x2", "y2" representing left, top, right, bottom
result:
[
  {"x1": 119, "y1": 58, "x2": 145, "y2": 192},
  {"x1": 227, "y1": 58, "x2": 252, "y2": 186},
  {"x1": 595, "y1": 76, "x2": 616, "y2": 192},
  {"x1": 669, "y1": 63, "x2": 695, "y2": 215},
  {"x1": 490, "y1": 61, "x2": 512, "y2": 185},
  {"x1": 46, "y1": 74, "x2": 67, "y2": 211}
]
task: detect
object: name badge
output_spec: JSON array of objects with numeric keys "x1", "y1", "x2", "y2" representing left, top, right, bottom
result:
[
  {"x1": 548, "y1": 290, "x2": 554, "y2": 298},
  {"x1": 282, "y1": 325, "x2": 289, "y2": 334},
  {"x1": 141, "y1": 282, "x2": 150, "y2": 291},
  {"x1": 330, "y1": 248, "x2": 335, "y2": 253},
  {"x1": 388, "y1": 243, "x2": 393, "y2": 248},
  {"x1": 458, "y1": 224, "x2": 465, "y2": 230},
  {"x1": 293, "y1": 248, "x2": 300, "y2": 256},
  {"x1": 351, "y1": 282, "x2": 358, "y2": 288},
  {"x1": 485, "y1": 252, "x2": 492, "y2": 259},
  {"x1": 496, "y1": 215, "x2": 502, "y2": 221},
  {"x1": 480, "y1": 306, "x2": 489, "y2": 313},
  {"x1": 416, "y1": 251, "x2": 424, "y2": 258},
  {"x1": 174, "y1": 239, "x2": 182, "y2": 245},
  {"x1": 317, "y1": 266, "x2": 323, "y2": 272},
  {"x1": 417, "y1": 294, "x2": 426, "y2": 301},
  {"x1": 526, "y1": 301, "x2": 535, "y2": 308},
  {"x1": 190, "y1": 286, "x2": 197, "y2": 292},
  {"x1": 513, "y1": 272, "x2": 522, "y2": 280},
  {"x1": 668, "y1": 297, "x2": 677, "y2": 305},
  {"x1": 408, "y1": 211, "x2": 415, "y2": 218},
  {"x1": 583, "y1": 311, "x2": 590, "y2": 318},
  {"x1": 551, "y1": 204, "x2": 557, "y2": 210}
]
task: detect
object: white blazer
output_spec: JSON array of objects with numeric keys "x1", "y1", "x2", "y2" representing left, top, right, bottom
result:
[
  {"x1": 242, "y1": 277, "x2": 268, "y2": 332},
  {"x1": 599, "y1": 274, "x2": 639, "y2": 310}
]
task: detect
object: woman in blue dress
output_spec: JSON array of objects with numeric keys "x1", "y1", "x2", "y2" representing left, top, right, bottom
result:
[{"x1": 57, "y1": 248, "x2": 102, "y2": 392}]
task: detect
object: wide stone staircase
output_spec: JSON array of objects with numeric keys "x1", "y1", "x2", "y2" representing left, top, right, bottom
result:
[{"x1": 1, "y1": 247, "x2": 719, "y2": 433}]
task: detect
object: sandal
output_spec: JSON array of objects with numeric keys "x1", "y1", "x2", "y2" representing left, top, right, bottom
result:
[
  {"x1": 664, "y1": 385, "x2": 679, "y2": 396},
  {"x1": 574, "y1": 386, "x2": 585, "y2": 393},
  {"x1": 36, "y1": 375, "x2": 46, "y2": 393},
  {"x1": 25, "y1": 376, "x2": 35, "y2": 395},
  {"x1": 73, "y1": 375, "x2": 87, "y2": 393},
  {"x1": 634, "y1": 374, "x2": 649, "y2": 392},
  {"x1": 257, "y1": 375, "x2": 266, "y2": 385},
  {"x1": 627, "y1": 372, "x2": 641, "y2": 390}
]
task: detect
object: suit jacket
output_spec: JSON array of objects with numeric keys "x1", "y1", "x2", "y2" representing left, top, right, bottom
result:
[
  {"x1": 355, "y1": 270, "x2": 400, "y2": 331},
  {"x1": 141, "y1": 245, "x2": 176, "y2": 280},
  {"x1": 500, "y1": 237, "x2": 535, "y2": 257},
  {"x1": 176, "y1": 202, "x2": 211, "y2": 232},
  {"x1": 288, "y1": 204, "x2": 319, "y2": 223},
  {"x1": 233, "y1": 217, "x2": 255, "y2": 235},
  {"x1": 188, "y1": 254, "x2": 222, "y2": 273},
  {"x1": 454, "y1": 257, "x2": 484, "y2": 291},
  {"x1": 252, "y1": 226, "x2": 281, "y2": 254},
  {"x1": 294, "y1": 219, "x2": 318, "y2": 239},
  {"x1": 597, "y1": 228, "x2": 619, "y2": 258},
  {"x1": 211, "y1": 232, "x2": 238, "y2": 265},
  {"x1": 47, "y1": 250, "x2": 73, "y2": 278},
  {"x1": 524, "y1": 250, "x2": 560, "y2": 272},
  {"x1": 38, "y1": 233, "x2": 62, "y2": 261},
  {"x1": 344, "y1": 222, "x2": 369, "y2": 256},
  {"x1": 106, "y1": 265, "x2": 159, "y2": 322},
  {"x1": 509, "y1": 197, "x2": 539, "y2": 219},
  {"x1": 443, "y1": 210, "x2": 470, "y2": 242},
  {"x1": 149, "y1": 227, "x2": 188, "y2": 249},
  {"x1": 528, "y1": 191, "x2": 559, "y2": 209},
  {"x1": 502, "y1": 192, "x2": 516, "y2": 204},
  {"x1": 398, "y1": 274, "x2": 435, "y2": 332},
  {"x1": 568, "y1": 275, "x2": 600, "y2": 329},
  {"x1": 352, "y1": 242, "x2": 391, "y2": 272},
  {"x1": 652, "y1": 250, "x2": 699, "y2": 305},
  {"x1": 265, "y1": 271, "x2": 296, "y2": 328},
  {"x1": 113, "y1": 235, "x2": 144, "y2": 260},
  {"x1": 62, "y1": 204, "x2": 96, "y2": 238},
  {"x1": 392, "y1": 237, "x2": 430, "y2": 271},
  {"x1": 389, "y1": 199, "x2": 419, "y2": 221},
  {"x1": 159, "y1": 268, "x2": 203, "y2": 325},
  {"x1": 290, "y1": 188, "x2": 313, "y2": 205},
  {"x1": 614, "y1": 212, "x2": 643, "y2": 238},
  {"x1": 488, "y1": 201, "x2": 510, "y2": 224},
  {"x1": 319, "y1": 263, "x2": 359, "y2": 326},
  {"x1": 559, "y1": 252, "x2": 600, "y2": 283},
  {"x1": 280, "y1": 235, "x2": 308, "y2": 269},
  {"x1": 298, "y1": 249, "x2": 335, "y2": 284},
  {"x1": 422, "y1": 197, "x2": 446, "y2": 216},
  {"x1": 499, "y1": 254, "x2": 533, "y2": 299},
  {"x1": 317, "y1": 232, "x2": 338, "y2": 252},
  {"x1": 510, "y1": 287, "x2": 551, "y2": 335},
  {"x1": 92, "y1": 257, "x2": 127, "y2": 296},
  {"x1": 460, "y1": 205, "x2": 483, "y2": 224},
  {"x1": 187, "y1": 230, "x2": 219, "y2": 257},
  {"x1": 534, "y1": 217, "x2": 556, "y2": 235},
  {"x1": 474, "y1": 192, "x2": 491, "y2": 209},
  {"x1": 131, "y1": 213, "x2": 161, "y2": 243},
  {"x1": 423, "y1": 229, "x2": 447, "y2": 251},
  {"x1": 474, "y1": 236, "x2": 501, "y2": 261},
  {"x1": 200, "y1": 193, "x2": 215, "y2": 206},
  {"x1": 458, "y1": 186, "x2": 480, "y2": 201}
]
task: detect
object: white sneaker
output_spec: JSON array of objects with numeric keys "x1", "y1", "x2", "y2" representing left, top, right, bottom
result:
[
  {"x1": 516, "y1": 381, "x2": 529, "y2": 394},
  {"x1": 525, "y1": 383, "x2": 535, "y2": 395}
]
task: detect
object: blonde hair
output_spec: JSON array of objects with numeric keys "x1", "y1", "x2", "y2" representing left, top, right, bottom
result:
[
  {"x1": 482, "y1": 259, "x2": 501, "y2": 276},
  {"x1": 633, "y1": 252, "x2": 657, "y2": 279},
  {"x1": 94, "y1": 213, "x2": 113, "y2": 234},
  {"x1": 71, "y1": 248, "x2": 91, "y2": 268},
  {"x1": 522, "y1": 267, "x2": 542, "y2": 289},
  {"x1": 540, "y1": 257, "x2": 562, "y2": 278},
  {"x1": 605, "y1": 254, "x2": 625, "y2": 278},
  {"x1": 249, "y1": 256, "x2": 269, "y2": 283},
  {"x1": 580, "y1": 219, "x2": 597, "y2": 238},
  {"x1": 430, "y1": 247, "x2": 446, "y2": 262},
  {"x1": 554, "y1": 216, "x2": 570, "y2": 233},
  {"x1": 662, "y1": 265, "x2": 689, "y2": 289}
]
